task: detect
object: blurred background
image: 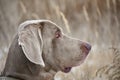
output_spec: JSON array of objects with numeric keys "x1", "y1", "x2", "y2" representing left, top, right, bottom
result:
[{"x1": 0, "y1": 0, "x2": 120, "y2": 80}]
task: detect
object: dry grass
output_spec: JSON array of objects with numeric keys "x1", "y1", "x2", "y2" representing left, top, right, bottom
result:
[
  {"x1": 0, "y1": 0, "x2": 120, "y2": 80},
  {"x1": 94, "y1": 48, "x2": 120, "y2": 80}
]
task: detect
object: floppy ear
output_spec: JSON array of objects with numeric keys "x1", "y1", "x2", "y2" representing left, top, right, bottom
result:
[{"x1": 18, "y1": 23, "x2": 45, "y2": 67}]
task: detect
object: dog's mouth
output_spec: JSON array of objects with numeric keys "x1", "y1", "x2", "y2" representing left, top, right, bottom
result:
[
  {"x1": 61, "y1": 53, "x2": 89, "y2": 73},
  {"x1": 59, "y1": 48, "x2": 91, "y2": 73}
]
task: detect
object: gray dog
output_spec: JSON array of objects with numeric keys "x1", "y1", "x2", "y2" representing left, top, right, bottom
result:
[{"x1": 1, "y1": 20, "x2": 91, "y2": 80}]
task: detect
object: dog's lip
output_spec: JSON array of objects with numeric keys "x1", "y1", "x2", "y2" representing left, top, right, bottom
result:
[
  {"x1": 74, "y1": 52, "x2": 89, "y2": 66},
  {"x1": 60, "y1": 51, "x2": 90, "y2": 73},
  {"x1": 61, "y1": 56, "x2": 87, "y2": 73}
]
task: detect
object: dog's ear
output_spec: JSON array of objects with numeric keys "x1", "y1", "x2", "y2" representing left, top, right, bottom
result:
[{"x1": 18, "y1": 21, "x2": 45, "y2": 67}]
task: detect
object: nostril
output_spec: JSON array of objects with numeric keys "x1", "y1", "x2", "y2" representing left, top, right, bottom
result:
[
  {"x1": 81, "y1": 43, "x2": 91, "y2": 52},
  {"x1": 84, "y1": 43, "x2": 91, "y2": 51}
]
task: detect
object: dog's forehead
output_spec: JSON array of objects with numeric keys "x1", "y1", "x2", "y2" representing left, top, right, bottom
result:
[{"x1": 18, "y1": 20, "x2": 62, "y2": 32}]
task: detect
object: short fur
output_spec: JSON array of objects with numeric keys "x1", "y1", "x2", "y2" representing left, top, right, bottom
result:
[{"x1": 1, "y1": 20, "x2": 91, "y2": 80}]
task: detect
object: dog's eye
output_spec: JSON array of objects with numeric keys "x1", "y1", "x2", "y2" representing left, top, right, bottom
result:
[{"x1": 55, "y1": 30, "x2": 61, "y2": 38}]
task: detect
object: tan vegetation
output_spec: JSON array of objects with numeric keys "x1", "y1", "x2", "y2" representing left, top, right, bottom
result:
[
  {"x1": 94, "y1": 48, "x2": 120, "y2": 80},
  {"x1": 0, "y1": 0, "x2": 120, "y2": 80}
]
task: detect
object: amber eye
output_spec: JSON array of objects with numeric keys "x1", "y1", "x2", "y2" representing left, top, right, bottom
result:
[{"x1": 55, "y1": 30, "x2": 61, "y2": 38}]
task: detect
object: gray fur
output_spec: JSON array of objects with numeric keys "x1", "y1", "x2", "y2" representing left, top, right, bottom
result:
[{"x1": 1, "y1": 20, "x2": 91, "y2": 80}]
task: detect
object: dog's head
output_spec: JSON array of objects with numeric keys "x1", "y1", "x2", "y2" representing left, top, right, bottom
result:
[{"x1": 18, "y1": 20, "x2": 91, "y2": 73}]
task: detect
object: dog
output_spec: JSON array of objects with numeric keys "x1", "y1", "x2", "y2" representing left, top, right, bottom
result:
[{"x1": 1, "y1": 20, "x2": 91, "y2": 80}]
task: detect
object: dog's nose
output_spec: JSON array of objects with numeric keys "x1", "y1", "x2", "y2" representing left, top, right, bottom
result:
[
  {"x1": 84, "y1": 43, "x2": 91, "y2": 51},
  {"x1": 81, "y1": 42, "x2": 91, "y2": 53}
]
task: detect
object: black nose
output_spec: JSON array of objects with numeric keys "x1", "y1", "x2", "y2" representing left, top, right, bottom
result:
[{"x1": 81, "y1": 43, "x2": 91, "y2": 52}]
